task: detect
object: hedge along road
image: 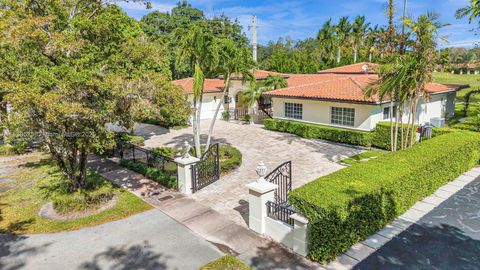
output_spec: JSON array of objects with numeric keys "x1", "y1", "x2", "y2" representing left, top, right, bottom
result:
[
  {"x1": 132, "y1": 120, "x2": 364, "y2": 226},
  {"x1": 1, "y1": 209, "x2": 222, "y2": 270}
]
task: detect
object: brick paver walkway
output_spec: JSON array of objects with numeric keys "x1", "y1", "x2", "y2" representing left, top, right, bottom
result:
[
  {"x1": 88, "y1": 155, "x2": 322, "y2": 270},
  {"x1": 133, "y1": 120, "x2": 363, "y2": 226}
]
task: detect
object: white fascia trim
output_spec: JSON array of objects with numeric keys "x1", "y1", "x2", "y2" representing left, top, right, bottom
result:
[{"x1": 273, "y1": 117, "x2": 373, "y2": 132}]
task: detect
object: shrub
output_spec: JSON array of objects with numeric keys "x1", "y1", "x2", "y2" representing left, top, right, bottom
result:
[
  {"x1": 115, "y1": 132, "x2": 145, "y2": 146},
  {"x1": 222, "y1": 110, "x2": 231, "y2": 121},
  {"x1": 289, "y1": 131, "x2": 480, "y2": 263},
  {"x1": 120, "y1": 159, "x2": 177, "y2": 189},
  {"x1": 264, "y1": 119, "x2": 373, "y2": 147},
  {"x1": 0, "y1": 144, "x2": 15, "y2": 156},
  {"x1": 371, "y1": 122, "x2": 417, "y2": 150},
  {"x1": 152, "y1": 146, "x2": 181, "y2": 158},
  {"x1": 219, "y1": 145, "x2": 242, "y2": 174},
  {"x1": 431, "y1": 126, "x2": 458, "y2": 137},
  {"x1": 244, "y1": 114, "x2": 252, "y2": 123},
  {"x1": 49, "y1": 171, "x2": 115, "y2": 214},
  {"x1": 199, "y1": 255, "x2": 250, "y2": 270}
]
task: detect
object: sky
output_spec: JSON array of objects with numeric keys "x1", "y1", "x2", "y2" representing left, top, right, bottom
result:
[{"x1": 118, "y1": 0, "x2": 479, "y2": 48}]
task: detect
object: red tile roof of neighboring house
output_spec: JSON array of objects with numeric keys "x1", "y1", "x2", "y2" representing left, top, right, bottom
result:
[
  {"x1": 172, "y1": 78, "x2": 224, "y2": 94},
  {"x1": 230, "y1": 69, "x2": 288, "y2": 80},
  {"x1": 452, "y1": 63, "x2": 478, "y2": 69},
  {"x1": 264, "y1": 71, "x2": 461, "y2": 104},
  {"x1": 318, "y1": 62, "x2": 379, "y2": 74}
]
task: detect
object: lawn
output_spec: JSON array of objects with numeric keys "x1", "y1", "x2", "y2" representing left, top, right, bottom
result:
[
  {"x1": 199, "y1": 256, "x2": 250, "y2": 270},
  {"x1": 0, "y1": 153, "x2": 152, "y2": 234},
  {"x1": 433, "y1": 72, "x2": 480, "y2": 117},
  {"x1": 340, "y1": 150, "x2": 386, "y2": 166}
]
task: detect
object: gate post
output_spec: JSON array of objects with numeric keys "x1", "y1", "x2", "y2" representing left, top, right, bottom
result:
[
  {"x1": 246, "y1": 162, "x2": 277, "y2": 234},
  {"x1": 175, "y1": 155, "x2": 199, "y2": 195},
  {"x1": 290, "y1": 213, "x2": 309, "y2": 256}
]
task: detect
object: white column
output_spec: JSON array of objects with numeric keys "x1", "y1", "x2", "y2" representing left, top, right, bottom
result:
[
  {"x1": 174, "y1": 156, "x2": 200, "y2": 195},
  {"x1": 247, "y1": 181, "x2": 277, "y2": 234},
  {"x1": 290, "y1": 213, "x2": 309, "y2": 257}
]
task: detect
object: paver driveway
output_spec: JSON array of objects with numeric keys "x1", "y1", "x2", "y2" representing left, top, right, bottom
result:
[{"x1": 134, "y1": 120, "x2": 363, "y2": 226}]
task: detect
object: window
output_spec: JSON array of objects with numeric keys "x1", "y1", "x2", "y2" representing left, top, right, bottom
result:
[
  {"x1": 383, "y1": 106, "x2": 397, "y2": 120},
  {"x1": 331, "y1": 107, "x2": 355, "y2": 127},
  {"x1": 285, "y1": 102, "x2": 303, "y2": 119}
]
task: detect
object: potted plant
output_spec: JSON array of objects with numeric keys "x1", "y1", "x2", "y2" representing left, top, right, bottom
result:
[
  {"x1": 222, "y1": 110, "x2": 231, "y2": 121},
  {"x1": 244, "y1": 114, "x2": 252, "y2": 124}
]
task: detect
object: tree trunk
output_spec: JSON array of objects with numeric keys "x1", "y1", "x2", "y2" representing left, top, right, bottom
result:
[
  {"x1": 337, "y1": 47, "x2": 341, "y2": 64},
  {"x1": 404, "y1": 98, "x2": 413, "y2": 149},
  {"x1": 192, "y1": 100, "x2": 201, "y2": 158},
  {"x1": 205, "y1": 76, "x2": 230, "y2": 151},
  {"x1": 409, "y1": 97, "x2": 419, "y2": 147},
  {"x1": 394, "y1": 105, "x2": 400, "y2": 151},
  {"x1": 369, "y1": 52, "x2": 372, "y2": 63},
  {"x1": 354, "y1": 47, "x2": 358, "y2": 64},
  {"x1": 389, "y1": 101, "x2": 394, "y2": 151}
]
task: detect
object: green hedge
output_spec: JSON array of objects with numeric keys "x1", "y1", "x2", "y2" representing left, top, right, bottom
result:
[
  {"x1": 371, "y1": 122, "x2": 419, "y2": 150},
  {"x1": 219, "y1": 145, "x2": 242, "y2": 174},
  {"x1": 115, "y1": 132, "x2": 145, "y2": 146},
  {"x1": 120, "y1": 160, "x2": 177, "y2": 189},
  {"x1": 264, "y1": 119, "x2": 373, "y2": 147},
  {"x1": 289, "y1": 131, "x2": 480, "y2": 263}
]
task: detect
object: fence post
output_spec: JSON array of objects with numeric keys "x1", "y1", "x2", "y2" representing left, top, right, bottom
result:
[
  {"x1": 290, "y1": 213, "x2": 309, "y2": 257},
  {"x1": 174, "y1": 155, "x2": 200, "y2": 195},
  {"x1": 246, "y1": 162, "x2": 277, "y2": 234}
]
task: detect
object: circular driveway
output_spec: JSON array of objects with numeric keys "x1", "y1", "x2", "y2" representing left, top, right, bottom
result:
[{"x1": 134, "y1": 120, "x2": 364, "y2": 226}]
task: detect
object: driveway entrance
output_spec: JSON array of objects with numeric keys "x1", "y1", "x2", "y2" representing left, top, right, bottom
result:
[{"x1": 134, "y1": 120, "x2": 363, "y2": 226}]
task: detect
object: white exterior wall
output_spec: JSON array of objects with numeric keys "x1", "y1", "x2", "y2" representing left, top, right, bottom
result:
[
  {"x1": 264, "y1": 217, "x2": 293, "y2": 247},
  {"x1": 272, "y1": 97, "x2": 378, "y2": 131},
  {"x1": 186, "y1": 80, "x2": 250, "y2": 120},
  {"x1": 272, "y1": 91, "x2": 456, "y2": 131}
]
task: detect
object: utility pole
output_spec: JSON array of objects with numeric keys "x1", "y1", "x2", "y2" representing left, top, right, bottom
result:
[{"x1": 252, "y1": 15, "x2": 257, "y2": 62}]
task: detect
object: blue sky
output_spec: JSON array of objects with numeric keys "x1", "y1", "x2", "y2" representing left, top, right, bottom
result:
[{"x1": 118, "y1": 0, "x2": 478, "y2": 48}]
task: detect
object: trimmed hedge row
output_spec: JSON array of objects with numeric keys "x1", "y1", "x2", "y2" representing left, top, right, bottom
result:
[
  {"x1": 289, "y1": 131, "x2": 480, "y2": 263},
  {"x1": 264, "y1": 119, "x2": 373, "y2": 147},
  {"x1": 120, "y1": 159, "x2": 177, "y2": 189}
]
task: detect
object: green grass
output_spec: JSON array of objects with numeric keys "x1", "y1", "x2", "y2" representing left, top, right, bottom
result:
[
  {"x1": 0, "y1": 144, "x2": 15, "y2": 156},
  {"x1": 199, "y1": 256, "x2": 250, "y2": 270},
  {"x1": 433, "y1": 72, "x2": 480, "y2": 117},
  {"x1": 0, "y1": 154, "x2": 152, "y2": 234},
  {"x1": 340, "y1": 151, "x2": 386, "y2": 166}
]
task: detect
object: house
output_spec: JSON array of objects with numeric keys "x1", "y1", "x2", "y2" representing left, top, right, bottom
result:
[
  {"x1": 173, "y1": 70, "x2": 286, "y2": 120},
  {"x1": 451, "y1": 63, "x2": 479, "y2": 75},
  {"x1": 262, "y1": 63, "x2": 463, "y2": 130}
]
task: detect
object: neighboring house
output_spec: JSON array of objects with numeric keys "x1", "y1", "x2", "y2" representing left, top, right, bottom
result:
[
  {"x1": 173, "y1": 70, "x2": 286, "y2": 120},
  {"x1": 451, "y1": 63, "x2": 479, "y2": 75},
  {"x1": 263, "y1": 63, "x2": 462, "y2": 130}
]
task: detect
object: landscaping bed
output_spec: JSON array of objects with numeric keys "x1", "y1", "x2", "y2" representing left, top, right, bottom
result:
[
  {"x1": 0, "y1": 154, "x2": 152, "y2": 234},
  {"x1": 199, "y1": 255, "x2": 250, "y2": 270},
  {"x1": 289, "y1": 131, "x2": 480, "y2": 263}
]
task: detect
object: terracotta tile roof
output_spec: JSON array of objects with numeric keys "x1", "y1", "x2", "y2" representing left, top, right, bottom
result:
[
  {"x1": 230, "y1": 69, "x2": 289, "y2": 80},
  {"x1": 263, "y1": 73, "x2": 460, "y2": 104},
  {"x1": 172, "y1": 78, "x2": 224, "y2": 94},
  {"x1": 318, "y1": 62, "x2": 379, "y2": 74},
  {"x1": 452, "y1": 63, "x2": 478, "y2": 69}
]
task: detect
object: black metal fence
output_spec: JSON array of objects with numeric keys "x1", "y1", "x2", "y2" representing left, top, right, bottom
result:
[
  {"x1": 108, "y1": 142, "x2": 178, "y2": 179},
  {"x1": 265, "y1": 161, "x2": 292, "y2": 204},
  {"x1": 266, "y1": 201, "x2": 296, "y2": 226},
  {"x1": 191, "y1": 143, "x2": 220, "y2": 192}
]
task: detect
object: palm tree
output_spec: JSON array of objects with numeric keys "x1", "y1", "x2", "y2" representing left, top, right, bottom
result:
[
  {"x1": 366, "y1": 25, "x2": 380, "y2": 62},
  {"x1": 335, "y1": 17, "x2": 352, "y2": 64},
  {"x1": 317, "y1": 19, "x2": 336, "y2": 63},
  {"x1": 456, "y1": 0, "x2": 480, "y2": 26},
  {"x1": 175, "y1": 24, "x2": 219, "y2": 157},
  {"x1": 352, "y1": 16, "x2": 370, "y2": 63},
  {"x1": 387, "y1": 0, "x2": 395, "y2": 54},
  {"x1": 264, "y1": 75, "x2": 288, "y2": 90},
  {"x1": 205, "y1": 39, "x2": 254, "y2": 150}
]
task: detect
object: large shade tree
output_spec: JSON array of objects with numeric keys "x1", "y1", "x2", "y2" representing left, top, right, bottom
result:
[{"x1": 0, "y1": 0, "x2": 181, "y2": 190}]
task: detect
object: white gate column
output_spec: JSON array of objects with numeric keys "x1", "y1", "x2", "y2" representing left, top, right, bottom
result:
[{"x1": 174, "y1": 141, "x2": 199, "y2": 195}]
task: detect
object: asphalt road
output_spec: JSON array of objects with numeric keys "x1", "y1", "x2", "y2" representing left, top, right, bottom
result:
[
  {"x1": 355, "y1": 177, "x2": 480, "y2": 270},
  {"x1": 0, "y1": 209, "x2": 223, "y2": 270}
]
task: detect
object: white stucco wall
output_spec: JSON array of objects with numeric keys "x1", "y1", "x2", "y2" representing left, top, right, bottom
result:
[
  {"x1": 271, "y1": 91, "x2": 456, "y2": 131},
  {"x1": 264, "y1": 217, "x2": 294, "y2": 248},
  {"x1": 271, "y1": 97, "x2": 378, "y2": 131}
]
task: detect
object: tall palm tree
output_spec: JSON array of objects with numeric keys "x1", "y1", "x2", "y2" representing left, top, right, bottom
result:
[
  {"x1": 264, "y1": 75, "x2": 288, "y2": 90},
  {"x1": 387, "y1": 0, "x2": 395, "y2": 54},
  {"x1": 366, "y1": 25, "x2": 380, "y2": 62},
  {"x1": 205, "y1": 39, "x2": 254, "y2": 150},
  {"x1": 317, "y1": 19, "x2": 336, "y2": 63},
  {"x1": 456, "y1": 0, "x2": 480, "y2": 26},
  {"x1": 175, "y1": 24, "x2": 219, "y2": 157},
  {"x1": 352, "y1": 16, "x2": 370, "y2": 63},
  {"x1": 335, "y1": 17, "x2": 352, "y2": 64}
]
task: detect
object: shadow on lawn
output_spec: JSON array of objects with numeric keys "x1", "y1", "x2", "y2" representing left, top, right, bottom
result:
[{"x1": 79, "y1": 241, "x2": 171, "y2": 270}]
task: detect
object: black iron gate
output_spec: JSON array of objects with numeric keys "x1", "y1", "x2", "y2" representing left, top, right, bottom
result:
[
  {"x1": 265, "y1": 161, "x2": 295, "y2": 226},
  {"x1": 265, "y1": 161, "x2": 292, "y2": 204},
  {"x1": 191, "y1": 143, "x2": 220, "y2": 192}
]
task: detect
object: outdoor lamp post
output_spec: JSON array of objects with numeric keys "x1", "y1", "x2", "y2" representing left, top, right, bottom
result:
[{"x1": 256, "y1": 161, "x2": 267, "y2": 183}]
